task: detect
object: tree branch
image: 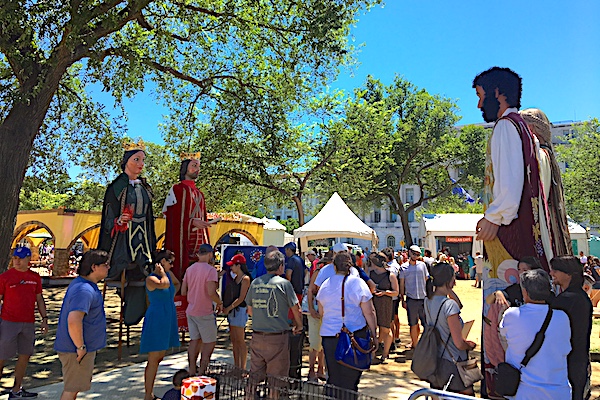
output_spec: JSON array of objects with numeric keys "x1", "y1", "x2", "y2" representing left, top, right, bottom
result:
[
  {"x1": 173, "y1": 1, "x2": 305, "y2": 36},
  {"x1": 136, "y1": 12, "x2": 190, "y2": 42}
]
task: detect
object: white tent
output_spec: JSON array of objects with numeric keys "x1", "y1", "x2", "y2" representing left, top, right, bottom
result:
[
  {"x1": 567, "y1": 218, "x2": 589, "y2": 255},
  {"x1": 261, "y1": 217, "x2": 287, "y2": 246},
  {"x1": 293, "y1": 192, "x2": 378, "y2": 251},
  {"x1": 420, "y1": 214, "x2": 484, "y2": 256}
]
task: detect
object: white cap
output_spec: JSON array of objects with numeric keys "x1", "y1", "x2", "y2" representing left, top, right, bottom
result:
[
  {"x1": 409, "y1": 245, "x2": 421, "y2": 253},
  {"x1": 332, "y1": 242, "x2": 348, "y2": 253},
  {"x1": 305, "y1": 250, "x2": 316, "y2": 256}
]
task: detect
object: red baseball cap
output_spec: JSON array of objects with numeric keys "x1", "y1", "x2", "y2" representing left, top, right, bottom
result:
[{"x1": 226, "y1": 254, "x2": 247, "y2": 266}]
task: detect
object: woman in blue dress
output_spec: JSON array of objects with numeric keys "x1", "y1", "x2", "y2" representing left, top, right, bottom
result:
[{"x1": 141, "y1": 250, "x2": 180, "y2": 400}]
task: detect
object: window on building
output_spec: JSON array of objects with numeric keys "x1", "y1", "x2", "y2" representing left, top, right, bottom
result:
[
  {"x1": 405, "y1": 188, "x2": 414, "y2": 203},
  {"x1": 374, "y1": 210, "x2": 381, "y2": 223},
  {"x1": 405, "y1": 187, "x2": 415, "y2": 222},
  {"x1": 275, "y1": 216, "x2": 280, "y2": 220},
  {"x1": 390, "y1": 212, "x2": 398, "y2": 223},
  {"x1": 286, "y1": 215, "x2": 292, "y2": 220},
  {"x1": 387, "y1": 235, "x2": 395, "y2": 248}
]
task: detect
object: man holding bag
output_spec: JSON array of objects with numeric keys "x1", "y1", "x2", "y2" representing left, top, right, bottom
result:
[{"x1": 499, "y1": 269, "x2": 571, "y2": 399}]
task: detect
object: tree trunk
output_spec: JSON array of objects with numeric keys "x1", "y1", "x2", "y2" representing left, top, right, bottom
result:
[
  {"x1": 292, "y1": 195, "x2": 305, "y2": 226},
  {"x1": 0, "y1": 81, "x2": 63, "y2": 272},
  {"x1": 397, "y1": 206, "x2": 413, "y2": 247}
]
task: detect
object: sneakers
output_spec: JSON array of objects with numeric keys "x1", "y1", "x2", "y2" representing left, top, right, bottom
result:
[{"x1": 8, "y1": 389, "x2": 38, "y2": 398}]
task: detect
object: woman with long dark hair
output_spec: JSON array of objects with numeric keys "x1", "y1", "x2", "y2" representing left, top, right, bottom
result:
[
  {"x1": 368, "y1": 253, "x2": 398, "y2": 363},
  {"x1": 425, "y1": 263, "x2": 476, "y2": 395},
  {"x1": 140, "y1": 250, "x2": 180, "y2": 400},
  {"x1": 223, "y1": 254, "x2": 252, "y2": 369}
]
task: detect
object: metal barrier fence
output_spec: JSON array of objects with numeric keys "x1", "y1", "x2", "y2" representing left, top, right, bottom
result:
[
  {"x1": 408, "y1": 388, "x2": 480, "y2": 400},
  {"x1": 205, "y1": 361, "x2": 381, "y2": 400}
]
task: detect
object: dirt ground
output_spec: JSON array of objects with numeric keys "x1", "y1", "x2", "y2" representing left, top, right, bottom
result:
[{"x1": 1, "y1": 280, "x2": 599, "y2": 398}]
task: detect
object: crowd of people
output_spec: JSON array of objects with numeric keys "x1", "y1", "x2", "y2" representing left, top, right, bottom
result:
[{"x1": 1, "y1": 241, "x2": 597, "y2": 399}]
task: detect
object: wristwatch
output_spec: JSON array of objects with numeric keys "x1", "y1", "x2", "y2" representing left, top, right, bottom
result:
[{"x1": 77, "y1": 344, "x2": 87, "y2": 351}]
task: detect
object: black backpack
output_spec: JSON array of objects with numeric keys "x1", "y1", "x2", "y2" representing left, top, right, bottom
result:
[{"x1": 411, "y1": 298, "x2": 448, "y2": 380}]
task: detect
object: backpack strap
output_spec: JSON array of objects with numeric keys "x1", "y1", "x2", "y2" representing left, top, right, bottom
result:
[
  {"x1": 428, "y1": 298, "x2": 450, "y2": 359},
  {"x1": 425, "y1": 297, "x2": 449, "y2": 329}
]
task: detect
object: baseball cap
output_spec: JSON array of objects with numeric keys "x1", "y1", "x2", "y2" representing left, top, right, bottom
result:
[
  {"x1": 226, "y1": 254, "x2": 247, "y2": 266},
  {"x1": 284, "y1": 242, "x2": 297, "y2": 251},
  {"x1": 409, "y1": 245, "x2": 421, "y2": 254},
  {"x1": 332, "y1": 243, "x2": 347, "y2": 253},
  {"x1": 305, "y1": 250, "x2": 316, "y2": 256},
  {"x1": 13, "y1": 247, "x2": 32, "y2": 258},
  {"x1": 198, "y1": 243, "x2": 214, "y2": 254}
]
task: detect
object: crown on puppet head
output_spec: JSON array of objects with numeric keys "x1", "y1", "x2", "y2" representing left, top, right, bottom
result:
[
  {"x1": 180, "y1": 151, "x2": 201, "y2": 161},
  {"x1": 122, "y1": 139, "x2": 146, "y2": 152}
]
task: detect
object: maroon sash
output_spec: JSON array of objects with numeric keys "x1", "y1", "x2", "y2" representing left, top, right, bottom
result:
[{"x1": 486, "y1": 112, "x2": 551, "y2": 271}]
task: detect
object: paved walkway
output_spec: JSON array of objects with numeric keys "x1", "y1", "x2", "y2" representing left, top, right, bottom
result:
[{"x1": 7, "y1": 348, "x2": 427, "y2": 399}]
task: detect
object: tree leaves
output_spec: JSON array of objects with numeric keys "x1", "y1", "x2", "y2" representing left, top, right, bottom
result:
[
  {"x1": 556, "y1": 118, "x2": 600, "y2": 225},
  {"x1": 330, "y1": 75, "x2": 487, "y2": 243}
]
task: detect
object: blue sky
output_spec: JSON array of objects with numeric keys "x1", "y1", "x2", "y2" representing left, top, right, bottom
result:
[{"x1": 104, "y1": 1, "x2": 600, "y2": 143}]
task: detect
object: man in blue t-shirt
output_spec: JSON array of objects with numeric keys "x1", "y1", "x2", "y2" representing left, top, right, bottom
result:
[
  {"x1": 55, "y1": 250, "x2": 108, "y2": 399},
  {"x1": 284, "y1": 242, "x2": 305, "y2": 297}
]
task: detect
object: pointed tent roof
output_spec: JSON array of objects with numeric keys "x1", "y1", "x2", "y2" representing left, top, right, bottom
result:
[{"x1": 294, "y1": 193, "x2": 378, "y2": 248}]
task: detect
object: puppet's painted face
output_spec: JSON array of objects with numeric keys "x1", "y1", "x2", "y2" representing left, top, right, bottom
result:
[
  {"x1": 125, "y1": 151, "x2": 145, "y2": 177},
  {"x1": 476, "y1": 85, "x2": 500, "y2": 123},
  {"x1": 186, "y1": 160, "x2": 200, "y2": 180}
]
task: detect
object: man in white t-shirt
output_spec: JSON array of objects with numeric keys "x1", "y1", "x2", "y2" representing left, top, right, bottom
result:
[
  {"x1": 399, "y1": 245, "x2": 429, "y2": 348},
  {"x1": 580, "y1": 251, "x2": 588, "y2": 265},
  {"x1": 422, "y1": 249, "x2": 435, "y2": 271},
  {"x1": 314, "y1": 243, "x2": 359, "y2": 288}
]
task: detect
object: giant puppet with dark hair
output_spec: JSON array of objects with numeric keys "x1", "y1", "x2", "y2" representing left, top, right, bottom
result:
[
  {"x1": 99, "y1": 139, "x2": 156, "y2": 325},
  {"x1": 473, "y1": 67, "x2": 570, "y2": 397},
  {"x1": 162, "y1": 152, "x2": 212, "y2": 280}
]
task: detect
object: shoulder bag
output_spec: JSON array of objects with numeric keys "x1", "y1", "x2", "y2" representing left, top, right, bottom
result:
[
  {"x1": 438, "y1": 302, "x2": 483, "y2": 388},
  {"x1": 334, "y1": 274, "x2": 376, "y2": 371},
  {"x1": 495, "y1": 307, "x2": 553, "y2": 396}
]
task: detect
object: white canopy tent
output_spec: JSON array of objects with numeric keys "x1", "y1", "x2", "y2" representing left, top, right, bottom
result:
[
  {"x1": 420, "y1": 213, "x2": 484, "y2": 256},
  {"x1": 293, "y1": 192, "x2": 378, "y2": 251},
  {"x1": 567, "y1": 218, "x2": 590, "y2": 255}
]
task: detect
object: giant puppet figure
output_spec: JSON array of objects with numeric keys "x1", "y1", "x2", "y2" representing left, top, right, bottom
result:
[
  {"x1": 473, "y1": 67, "x2": 571, "y2": 398},
  {"x1": 163, "y1": 153, "x2": 212, "y2": 280},
  {"x1": 99, "y1": 140, "x2": 156, "y2": 325}
]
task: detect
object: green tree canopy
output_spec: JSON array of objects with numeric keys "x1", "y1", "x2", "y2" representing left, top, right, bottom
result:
[
  {"x1": 329, "y1": 76, "x2": 487, "y2": 244},
  {"x1": 163, "y1": 91, "x2": 348, "y2": 225},
  {"x1": 556, "y1": 118, "x2": 600, "y2": 225},
  {"x1": 0, "y1": 0, "x2": 379, "y2": 271}
]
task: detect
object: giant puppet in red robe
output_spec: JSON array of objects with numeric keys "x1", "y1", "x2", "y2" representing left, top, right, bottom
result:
[{"x1": 163, "y1": 154, "x2": 211, "y2": 280}]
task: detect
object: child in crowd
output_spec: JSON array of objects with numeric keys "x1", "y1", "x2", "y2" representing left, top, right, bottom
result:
[{"x1": 161, "y1": 369, "x2": 189, "y2": 400}]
